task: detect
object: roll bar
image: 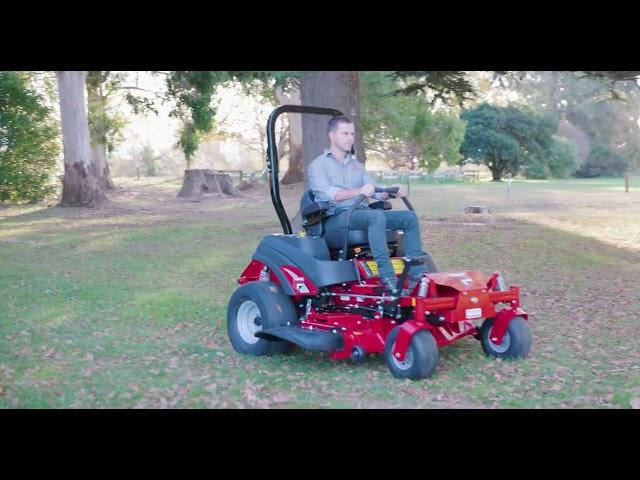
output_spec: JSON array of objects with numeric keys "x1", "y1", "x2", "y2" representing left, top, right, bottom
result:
[{"x1": 266, "y1": 105, "x2": 343, "y2": 234}]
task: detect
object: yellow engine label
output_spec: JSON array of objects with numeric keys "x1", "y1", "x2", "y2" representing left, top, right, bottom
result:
[{"x1": 365, "y1": 258, "x2": 405, "y2": 277}]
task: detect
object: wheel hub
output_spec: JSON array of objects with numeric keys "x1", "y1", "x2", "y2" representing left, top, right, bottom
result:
[{"x1": 237, "y1": 300, "x2": 262, "y2": 344}]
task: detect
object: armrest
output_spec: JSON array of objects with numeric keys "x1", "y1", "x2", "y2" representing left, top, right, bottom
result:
[
  {"x1": 302, "y1": 201, "x2": 330, "y2": 218},
  {"x1": 301, "y1": 201, "x2": 331, "y2": 226}
]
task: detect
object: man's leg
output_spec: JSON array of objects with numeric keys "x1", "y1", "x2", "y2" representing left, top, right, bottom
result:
[
  {"x1": 383, "y1": 210, "x2": 428, "y2": 276},
  {"x1": 324, "y1": 209, "x2": 396, "y2": 279}
]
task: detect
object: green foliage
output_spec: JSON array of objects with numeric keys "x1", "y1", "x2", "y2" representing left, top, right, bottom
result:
[
  {"x1": 229, "y1": 71, "x2": 305, "y2": 101},
  {"x1": 390, "y1": 71, "x2": 476, "y2": 106},
  {"x1": 524, "y1": 138, "x2": 578, "y2": 179},
  {"x1": 389, "y1": 72, "x2": 640, "y2": 108},
  {"x1": 0, "y1": 71, "x2": 59, "y2": 203},
  {"x1": 507, "y1": 71, "x2": 640, "y2": 172},
  {"x1": 164, "y1": 71, "x2": 304, "y2": 164},
  {"x1": 166, "y1": 71, "x2": 230, "y2": 161},
  {"x1": 360, "y1": 72, "x2": 466, "y2": 171},
  {"x1": 138, "y1": 144, "x2": 158, "y2": 176},
  {"x1": 85, "y1": 71, "x2": 130, "y2": 156},
  {"x1": 575, "y1": 142, "x2": 630, "y2": 178},
  {"x1": 547, "y1": 138, "x2": 578, "y2": 178},
  {"x1": 178, "y1": 125, "x2": 199, "y2": 167},
  {"x1": 460, "y1": 103, "x2": 558, "y2": 180},
  {"x1": 568, "y1": 96, "x2": 639, "y2": 169}
]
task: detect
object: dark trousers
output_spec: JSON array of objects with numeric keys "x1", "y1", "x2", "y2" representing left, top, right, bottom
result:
[{"x1": 324, "y1": 208, "x2": 427, "y2": 279}]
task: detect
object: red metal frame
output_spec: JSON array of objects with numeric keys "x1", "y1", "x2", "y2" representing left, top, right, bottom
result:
[{"x1": 237, "y1": 259, "x2": 528, "y2": 361}]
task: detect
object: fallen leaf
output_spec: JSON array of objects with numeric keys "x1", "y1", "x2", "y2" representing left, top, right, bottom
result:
[{"x1": 271, "y1": 392, "x2": 291, "y2": 403}]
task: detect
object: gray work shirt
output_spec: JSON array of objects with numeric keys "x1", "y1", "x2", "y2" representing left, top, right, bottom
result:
[{"x1": 308, "y1": 149, "x2": 384, "y2": 215}]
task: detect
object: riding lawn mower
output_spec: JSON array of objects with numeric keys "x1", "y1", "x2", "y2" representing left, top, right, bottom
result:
[{"x1": 227, "y1": 105, "x2": 531, "y2": 380}]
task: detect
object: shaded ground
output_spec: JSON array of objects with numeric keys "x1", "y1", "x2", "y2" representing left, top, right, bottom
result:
[{"x1": 0, "y1": 177, "x2": 639, "y2": 408}]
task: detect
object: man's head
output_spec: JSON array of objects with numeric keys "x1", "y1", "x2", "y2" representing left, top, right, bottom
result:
[{"x1": 327, "y1": 116, "x2": 354, "y2": 155}]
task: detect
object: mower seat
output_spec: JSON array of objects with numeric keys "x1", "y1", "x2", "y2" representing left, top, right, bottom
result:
[
  {"x1": 323, "y1": 228, "x2": 397, "y2": 250},
  {"x1": 300, "y1": 190, "x2": 399, "y2": 251}
]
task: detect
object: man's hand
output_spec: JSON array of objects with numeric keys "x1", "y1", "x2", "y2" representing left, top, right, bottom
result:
[
  {"x1": 359, "y1": 183, "x2": 375, "y2": 198},
  {"x1": 391, "y1": 184, "x2": 408, "y2": 197}
]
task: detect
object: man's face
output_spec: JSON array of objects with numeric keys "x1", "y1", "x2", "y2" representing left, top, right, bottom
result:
[{"x1": 329, "y1": 122, "x2": 355, "y2": 153}]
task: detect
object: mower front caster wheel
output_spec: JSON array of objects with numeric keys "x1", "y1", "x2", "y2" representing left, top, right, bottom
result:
[
  {"x1": 480, "y1": 316, "x2": 532, "y2": 359},
  {"x1": 384, "y1": 326, "x2": 439, "y2": 380}
]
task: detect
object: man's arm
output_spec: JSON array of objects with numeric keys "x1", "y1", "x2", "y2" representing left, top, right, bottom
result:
[
  {"x1": 363, "y1": 169, "x2": 408, "y2": 198},
  {"x1": 363, "y1": 169, "x2": 388, "y2": 200},
  {"x1": 309, "y1": 160, "x2": 374, "y2": 201},
  {"x1": 334, "y1": 185, "x2": 374, "y2": 201}
]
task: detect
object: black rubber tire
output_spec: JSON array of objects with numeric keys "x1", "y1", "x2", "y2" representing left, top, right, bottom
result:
[
  {"x1": 480, "y1": 316, "x2": 532, "y2": 359},
  {"x1": 227, "y1": 281, "x2": 296, "y2": 356},
  {"x1": 384, "y1": 326, "x2": 439, "y2": 380}
]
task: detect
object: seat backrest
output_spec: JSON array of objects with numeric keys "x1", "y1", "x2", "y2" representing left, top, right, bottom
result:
[{"x1": 300, "y1": 190, "x2": 326, "y2": 237}]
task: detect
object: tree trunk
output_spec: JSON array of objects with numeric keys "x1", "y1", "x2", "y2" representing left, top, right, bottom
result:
[
  {"x1": 86, "y1": 80, "x2": 114, "y2": 191},
  {"x1": 178, "y1": 169, "x2": 240, "y2": 199},
  {"x1": 488, "y1": 158, "x2": 504, "y2": 182},
  {"x1": 56, "y1": 71, "x2": 105, "y2": 207},
  {"x1": 300, "y1": 71, "x2": 364, "y2": 188},
  {"x1": 276, "y1": 87, "x2": 304, "y2": 185}
]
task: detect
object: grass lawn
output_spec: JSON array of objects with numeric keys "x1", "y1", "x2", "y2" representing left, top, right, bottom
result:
[{"x1": 1, "y1": 177, "x2": 639, "y2": 408}]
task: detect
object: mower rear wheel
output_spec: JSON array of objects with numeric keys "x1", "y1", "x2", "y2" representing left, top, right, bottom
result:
[
  {"x1": 480, "y1": 316, "x2": 531, "y2": 359},
  {"x1": 384, "y1": 326, "x2": 439, "y2": 380},
  {"x1": 227, "y1": 281, "x2": 296, "y2": 356}
]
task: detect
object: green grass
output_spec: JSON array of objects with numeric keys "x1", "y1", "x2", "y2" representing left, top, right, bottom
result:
[{"x1": 0, "y1": 178, "x2": 639, "y2": 408}]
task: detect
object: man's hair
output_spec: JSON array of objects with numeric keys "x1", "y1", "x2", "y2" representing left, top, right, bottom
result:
[{"x1": 327, "y1": 115, "x2": 353, "y2": 134}]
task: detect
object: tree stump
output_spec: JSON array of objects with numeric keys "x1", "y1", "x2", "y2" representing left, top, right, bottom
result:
[
  {"x1": 464, "y1": 205, "x2": 491, "y2": 214},
  {"x1": 177, "y1": 169, "x2": 241, "y2": 198},
  {"x1": 237, "y1": 180, "x2": 257, "y2": 191}
]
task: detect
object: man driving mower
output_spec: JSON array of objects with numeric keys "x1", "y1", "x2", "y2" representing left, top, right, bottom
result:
[{"x1": 307, "y1": 115, "x2": 429, "y2": 294}]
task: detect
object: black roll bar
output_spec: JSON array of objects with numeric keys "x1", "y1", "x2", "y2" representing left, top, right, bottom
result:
[{"x1": 266, "y1": 105, "x2": 343, "y2": 235}]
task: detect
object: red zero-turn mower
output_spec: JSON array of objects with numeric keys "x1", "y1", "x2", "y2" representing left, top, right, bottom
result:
[{"x1": 227, "y1": 106, "x2": 532, "y2": 379}]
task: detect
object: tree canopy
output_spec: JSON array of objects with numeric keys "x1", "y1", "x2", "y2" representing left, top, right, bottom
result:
[
  {"x1": 460, "y1": 103, "x2": 560, "y2": 181},
  {"x1": 0, "y1": 71, "x2": 59, "y2": 203}
]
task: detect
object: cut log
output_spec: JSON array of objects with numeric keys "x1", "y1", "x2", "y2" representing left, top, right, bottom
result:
[
  {"x1": 237, "y1": 180, "x2": 257, "y2": 191},
  {"x1": 464, "y1": 206, "x2": 491, "y2": 214},
  {"x1": 178, "y1": 169, "x2": 241, "y2": 198}
]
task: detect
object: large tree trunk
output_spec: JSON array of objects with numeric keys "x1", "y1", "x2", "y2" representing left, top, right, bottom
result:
[
  {"x1": 86, "y1": 79, "x2": 114, "y2": 191},
  {"x1": 300, "y1": 71, "x2": 364, "y2": 188},
  {"x1": 56, "y1": 71, "x2": 105, "y2": 207},
  {"x1": 276, "y1": 87, "x2": 304, "y2": 185},
  {"x1": 488, "y1": 161, "x2": 504, "y2": 182}
]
